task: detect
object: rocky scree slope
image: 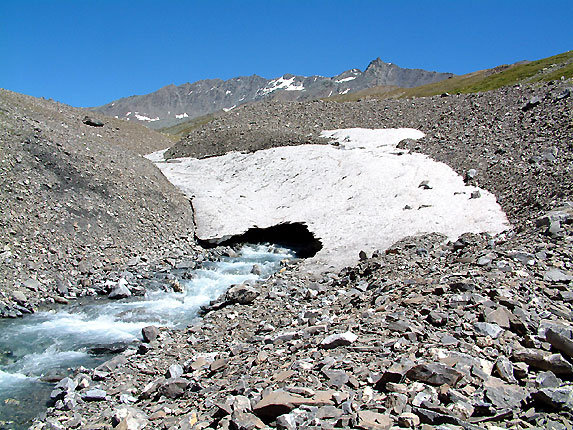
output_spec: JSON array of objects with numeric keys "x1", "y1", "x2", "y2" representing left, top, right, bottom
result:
[
  {"x1": 0, "y1": 90, "x2": 197, "y2": 316},
  {"x1": 36, "y1": 81, "x2": 573, "y2": 429},
  {"x1": 169, "y1": 82, "x2": 573, "y2": 230},
  {"x1": 93, "y1": 58, "x2": 453, "y2": 130}
]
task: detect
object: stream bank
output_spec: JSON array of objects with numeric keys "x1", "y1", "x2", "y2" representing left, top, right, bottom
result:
[{"x1": 0, "y1": 244, "x2": 294, "y2": 430}]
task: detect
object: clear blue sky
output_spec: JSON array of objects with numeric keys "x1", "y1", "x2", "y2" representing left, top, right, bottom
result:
[{"x1": 1, "y1": 0, "x2": 571, "y2": 107}]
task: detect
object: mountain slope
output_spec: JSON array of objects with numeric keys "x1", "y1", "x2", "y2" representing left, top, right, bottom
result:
[
  {"x1": 92, "y1": 59, "x2": 453, "y2": 129},
  {"x1": 0, "y1": 90, "x2": 196, "y2": 315},
  {"x1": 330, "y1": 50, "x2": 573, "y2": 101}
]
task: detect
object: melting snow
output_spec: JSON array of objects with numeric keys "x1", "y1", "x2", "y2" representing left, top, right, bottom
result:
[
  {"x1": 340, "y1": 89, "x2": 350, "y2": 95},
  {"x1": 259, "y1": 76, "x2": 305, "y2": 96},
  {"x1": 175, "y1": 113, "x2": 189, "y2": 119},
  {"x1": 336, "y1": 76, "x2": 356, "y2": 83},
  {"x1": 147, "y1": 128, "x2": 509, "y2": 272},
  {"x1": 223, "y1": 105, "x2": 237, "y2": 112},
  {"x1": 134, "y1": 113, "x2": 160, "y2": 122}
]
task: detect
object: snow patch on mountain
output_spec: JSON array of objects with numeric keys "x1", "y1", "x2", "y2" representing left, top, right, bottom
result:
[
  {"x1": 126, "y1": 112, "x2": 160, "y2": 122},
  {"x1": 259, "y1": 76, "x2": 305, "y2": 96}
]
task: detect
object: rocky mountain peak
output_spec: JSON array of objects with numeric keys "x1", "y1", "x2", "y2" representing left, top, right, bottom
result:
[
  {"x1": 92, "y1": 58, "x2": 454, "y2": 129},
  {"x1": 365, "y1": 57, "x2": 393, "y2": 71}
]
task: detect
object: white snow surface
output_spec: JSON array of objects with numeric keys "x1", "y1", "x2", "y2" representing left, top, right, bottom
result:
[
  {"x1": 336, "y1": 76, "x2": 356, "y2": 83},
  {"x1": 134, "y1": 112, "x2": 160, "y2": 122},
  {"x1": 175, "y1": 113, "x2": 189, "y2": 119},
  {"x1": 147, "y1": 128, "x2": 509, "y2": 272},
  {"x1": 259, "y1": 76, "x2": 305, "y2": 96}
]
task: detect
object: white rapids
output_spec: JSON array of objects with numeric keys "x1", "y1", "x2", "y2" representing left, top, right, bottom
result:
[
  {"x1": 147, "y1": 128, "x2": 510, "y2": 271},
  {"x1": 0, "y1": 244, "x2": 291, "y2": 429}
]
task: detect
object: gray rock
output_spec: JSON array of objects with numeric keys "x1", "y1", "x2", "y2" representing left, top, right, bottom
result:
[
  {"x1": 546, "y1": 328, "x2": 573, "y2": 358},
  {"x1": 544, "y1": 268, "x2": 573, "y2": 283},
  {"x1": 141, "y1": 325, "x2": 160, "y2": 343},
  {"x1": 225, "y1": 283, "x2": 260, "y2": 305},
  {"x1": 161, "y1": 377, "x2": 190, "y2": 398},
  {"x1": 406, "y1": 363, "x2": 464, "y2": 386},
  {"x1": 81, "y1": 389, "x2": 107, "y2": 401},
  {"x1": 166, "y1": 363, "x2": 184, "y2": 379},
  {"x1": 22, "y1": 278, "x2": 41, "y2": 291},
  {"x1": 495, "y1": 356, "x2": 517, "y2": 384},
  {"x1": 253, "y1": 389, "x2": 333, "y2": 421},
  {"x1": 534, "y1": 386, "x2": 573, "y2": 411},
  {"x1": 320, "y1": 331, "x2": 357, "y2": 349},
  {"x1": 108, "y1": 278, "x2": 131, "y2": 299},
  {"x1": 111, "y1": 406, "x2": 149, "y2": 430},
  {"x1": 356, "y1": 410, "x2": 393, "y2": 429},
  {"x1": 485, "y1": 307, "x2": 511, "y2": 328},
  {"x1": 484, "y1": 376, "x2": 528, "y2": 409},
  {"x1": 83, "y1": 116, "x2": 104, "y2": 127},
  {"x1": 230, "y1": 411, "x2": 266, "y2": 430},
  {"x1": 536, "y1": 371, "x2": 561, "y2": 388},
  {"x1": 474, "y1": 322, "x2": 504, "y2": 339},
  {"x1": 513, "y1": 349, "x2": 573, "y2": 375}
]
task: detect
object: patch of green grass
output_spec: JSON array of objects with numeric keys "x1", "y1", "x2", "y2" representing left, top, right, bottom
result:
[{"x1": 459, "y1": 51, "x2": 573, "y2": 93}]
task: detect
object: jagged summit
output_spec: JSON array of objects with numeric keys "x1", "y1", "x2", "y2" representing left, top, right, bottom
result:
[{"x1": 92, "y1": 58, "x2": 454, "y2": 129}]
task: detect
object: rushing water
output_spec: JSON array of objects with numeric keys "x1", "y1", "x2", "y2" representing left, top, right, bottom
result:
[{"x1": 0, "y1": 244, "x2": 293, "y2": 430}]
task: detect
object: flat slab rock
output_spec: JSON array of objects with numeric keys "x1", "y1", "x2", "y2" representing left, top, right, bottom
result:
[{"x1": 148, "y1": 128, "x2": 509, "y2": 271}]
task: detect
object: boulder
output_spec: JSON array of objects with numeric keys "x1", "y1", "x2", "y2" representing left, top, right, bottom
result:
[
  {"x1": 141, "y1": 326, "x2": 160, "y2": 343},
  {"x1": 109, "y1": 278, "x2": 131, "y2": 299},
  {"x1": 513, "y1": 349, "x2": 573, "y2": 375},
  {"x1": 406, "y1": 363, "x2": 464, "y2": 386},
  {"x1": 225, "y1": 284, "x2": 259, "y2": 305},
  {"x1": 320, "y1": 331, "x2": 357, "y2": 349}
]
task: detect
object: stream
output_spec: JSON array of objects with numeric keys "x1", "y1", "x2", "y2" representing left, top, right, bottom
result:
[{"x1": 0, "y1": 244, "x2": 293, "y2": 429}]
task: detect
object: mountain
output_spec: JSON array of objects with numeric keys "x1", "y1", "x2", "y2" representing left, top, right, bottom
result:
[
  {"x1": 330, "y1": 50, "x2": 573, "y2": 102},
  {"x1": 91, "y1": 59, "x2": 453, "y2": 129}
]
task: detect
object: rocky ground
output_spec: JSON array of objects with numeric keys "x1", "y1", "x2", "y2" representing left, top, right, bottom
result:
[
  {"x1": 2, "y1": 78, "x2": 571, "y2": 429},
  {"x1": 35, "y1": 219, "x2": 573, "y2": 430},
  {"x1": 0, "y1": 89, "x2": 198, "y2": 316}
]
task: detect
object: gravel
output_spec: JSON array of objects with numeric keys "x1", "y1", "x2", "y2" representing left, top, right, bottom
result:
[{"x1": 0, "y1": 89, "x2": 198, "y2": 314}]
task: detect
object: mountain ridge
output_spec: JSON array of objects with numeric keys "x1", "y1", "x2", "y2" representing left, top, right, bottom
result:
[{"x1": 92, "y1": 59, "x2": 453, "y2": 129}]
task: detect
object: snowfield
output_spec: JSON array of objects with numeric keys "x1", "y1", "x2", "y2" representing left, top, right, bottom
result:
[
  {"x1": 147, "y1": 128, "x2": 510, "y2": 271},
  {"x1": 258, "y1": 76, "x2": 305, "y2": 96}
]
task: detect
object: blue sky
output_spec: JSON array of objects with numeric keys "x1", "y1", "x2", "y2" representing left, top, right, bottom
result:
[{"x1": 1, "y1": 1, "x2": 571, "y2": 107}]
